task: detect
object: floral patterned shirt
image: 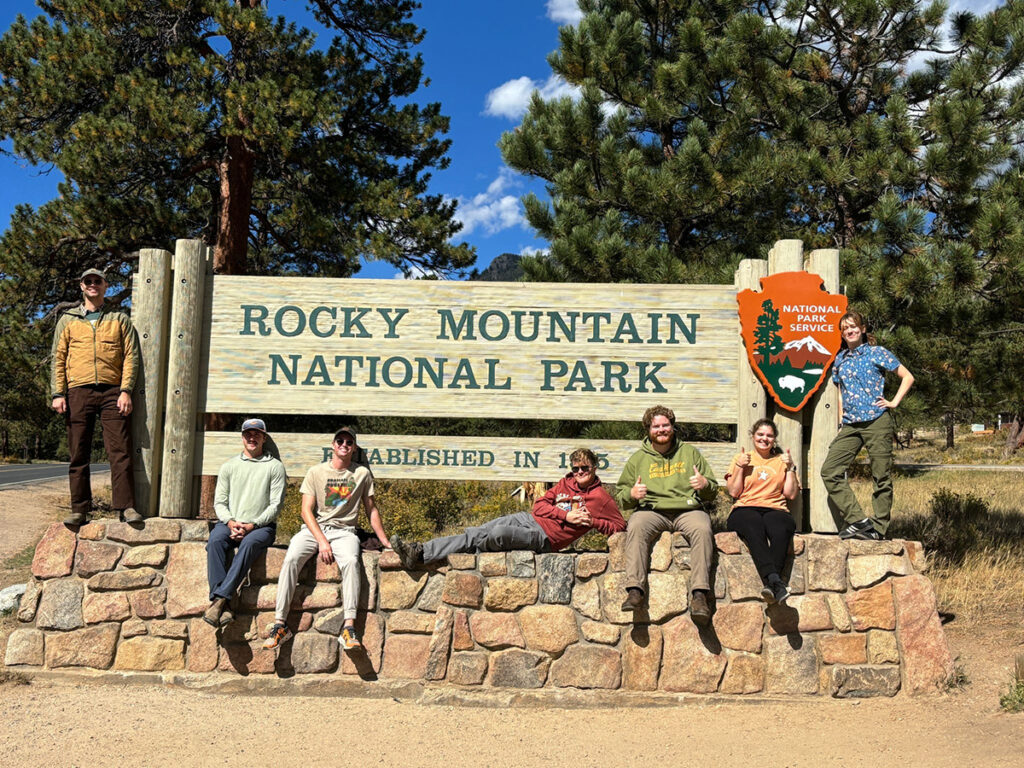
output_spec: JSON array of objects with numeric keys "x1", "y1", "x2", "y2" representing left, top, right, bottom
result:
[{"x1": 832, "y1": 344, "x2": 900, "y2": 424}]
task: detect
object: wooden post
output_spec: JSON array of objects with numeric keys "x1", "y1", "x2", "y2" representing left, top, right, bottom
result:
[
  {"x1": 807, "y1": 248, "x2": 842, "y2": 532},
  {"x1": 735, "y1": 259, "x2": 768, "y2": 446},
  {"x1": 158, "y1": 240, "x2": 209, "y2": 518},
  {"x1": 768, "y1": 240, "x2": 805, "y2": 530},
  {"x1": 130, "y1": 249, "x2": 173, "y2": 517}
]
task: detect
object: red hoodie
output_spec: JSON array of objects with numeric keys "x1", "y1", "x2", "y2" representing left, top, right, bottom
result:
[{"x1": 530, "y1": 473, "x2": 626, "y2": 551}]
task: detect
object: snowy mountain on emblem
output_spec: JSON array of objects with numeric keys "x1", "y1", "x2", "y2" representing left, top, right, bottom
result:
[{"x1": 783, "y1": 336, "x2": 829, "y2": 354}]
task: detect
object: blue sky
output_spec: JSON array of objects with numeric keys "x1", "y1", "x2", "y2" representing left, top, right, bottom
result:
[
  {"x1": 0, "y1": 1, "x2": 1000, "y2": 279},
  {"x1": 0, "y1": 1, "x2": 587, "y2": 279}
]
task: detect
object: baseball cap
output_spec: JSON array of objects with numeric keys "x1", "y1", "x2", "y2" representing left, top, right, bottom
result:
[
  {"x1": 241, "y1": 418, "x2": 268, "y2": 435},
  {"x1": 333, "y1": 426, "x2": 357, "y2": 444},
  {"x1": 80, "y1": 268, "x2": 106, "y2": 282}
]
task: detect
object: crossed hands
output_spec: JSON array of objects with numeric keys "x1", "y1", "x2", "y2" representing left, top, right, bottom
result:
[
  {"x1": 566, "y1": 504, "x2": 591, "y2": 526},
  {"x1": 227, "y1": 520, "x2": 254, "y2": 540}
]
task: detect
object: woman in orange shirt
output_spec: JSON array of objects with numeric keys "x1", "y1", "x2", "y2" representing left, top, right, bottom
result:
[{"x1": 724, "y1": 418, "x2": 800, "y2": 604}]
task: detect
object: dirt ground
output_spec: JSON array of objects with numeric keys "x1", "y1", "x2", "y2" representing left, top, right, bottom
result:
[{"x1": 1, "y1": 479, "x2": 1023, "y2": 767}]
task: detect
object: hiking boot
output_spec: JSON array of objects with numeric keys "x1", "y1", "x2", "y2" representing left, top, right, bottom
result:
[
  {"x1": 838, "y1": 518, "x2": 874, "y2": 540},
  {"x1": 690, "y1": 590, "x2": 711, "y2": 627},
  {"x1": 203, "y1": 597, "x2": 228, "y2": 627},
  {"x1": 390, "y1": 534, "x2": 424, "y2": 569},
  {"x1": 340, "y1": 625, "x2": 362, "y2": 650},
  {"x1": 851, "y1": 527, "x2": 883, "y2": 541},
  {"x1": 121, "y1": 507, "x2": 143, "y2": 523},
  {"x1": 761, "y1": 585, "x2": 777, "y2": 605},
  {"x1": 63, "y1": 511, "x2": 88, "y2": 527},
  {"x1": 620, "y1": 588, "x2": 644, "y2": 612},
  {"x1": 219, "y1": 605, "x2": 234, "y2": 627},
  {"x1": 772, "y1": 581, "x2": 790, "y2": 605},
  {"x1": 262, "y1": 622, "x2": 293, "y2": 649}
]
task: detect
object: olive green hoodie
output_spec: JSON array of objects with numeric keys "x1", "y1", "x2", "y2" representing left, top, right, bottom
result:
[{"x1": 614, "y1": 437, "x2": 719, "y2": 513}]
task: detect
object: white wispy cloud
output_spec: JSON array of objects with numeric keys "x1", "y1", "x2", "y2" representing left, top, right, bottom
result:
[
  {"x1": 546, "y1": 0, "x2": 583, "y2": 25},
  {"x1": 520, "y1": 246, "x2": 549, "y2": 257},
  {"x1": 453, "y1": 167, "x2": 527, "y2": 237},
  {"x1": 484, "y1": 74, "x2": 580, "y2": 120}
]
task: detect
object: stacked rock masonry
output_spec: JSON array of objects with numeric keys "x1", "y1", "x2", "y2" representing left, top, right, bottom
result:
[{"x1": 6, "y1": 520, "x2": 954, "y2": 697}]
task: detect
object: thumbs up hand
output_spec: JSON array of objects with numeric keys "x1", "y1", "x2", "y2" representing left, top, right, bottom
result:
[
  {"x1": 689, "y1": 465, "x2": 708, "y2": 490},
  {"x1": 783, "y1": 448, "x2": 795, "y2": 471},
  {"x1": 630, "y1": 475, "x2": 647, "y2": 501},
  {"x1": 736, "y1": 447, "x2": 751, "y2": 468}
]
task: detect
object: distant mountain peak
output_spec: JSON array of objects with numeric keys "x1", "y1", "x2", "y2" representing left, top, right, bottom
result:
[{"x1": 783, "y1": 335, "x2": 829, "y2": 355}]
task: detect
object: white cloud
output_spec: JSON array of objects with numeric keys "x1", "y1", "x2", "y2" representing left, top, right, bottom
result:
[
  {"x1": 547, "y1": 0, "x2": 583, "y2": 25},
  {"x1": 519, "y1": 246, "x2": 549, "y2": 257},
  {"x1": 484, "y1": 74, "x2": 580, "y2": 119},
  {"x1": 453, "y1": 168, "x2": 528, "y2": 237}
]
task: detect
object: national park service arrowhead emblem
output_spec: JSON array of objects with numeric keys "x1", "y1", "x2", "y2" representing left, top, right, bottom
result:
[{"x1": 737, "y1": 272, "x2": 848, "y2": 412}]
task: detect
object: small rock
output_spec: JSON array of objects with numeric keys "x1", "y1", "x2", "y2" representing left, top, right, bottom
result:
[
  {"x1": 291, "y1": 632, "x2": 338, "y2": 673},
  {"x1": 447, "y1": 651, "x2": 488, "y2": 685},
  {"x1": 581, "y1": 621, "x2": 620, "y2": 645},
  {"x1": 488, "y1": 648, "x2": 549, "y2": 688},
  {"x1": 478, "y1": 552, "x2": 507, "y2": 576},
  {"x1": 444, "y1": 572, "x2": 484, "y2": 608},
  {"x1": 31, "y1": 522, "x2": 77, "y2": 579},
  {"x1": 0, "y1": 583, "x2": 27, "y2": 615},
  {"x1": 105, "y1": 518, "x2": 181, "y2": 544},
  {"x1": 446, "y1": 553, "x2": 476, "y2": 570},
  {"x1": 4, "y1": 629, "x2": 44, "y2": 666},
  {"x1": 622, "y1": 624, "x2": 663, "y2": 691},
  {"x1": 36, "y1": 578, "x2": 84, "y2": 630},
  {"x1": 88, "y1": 567, "x2": 162, "y2": 592},
  {"x1": 575, "y1": 553, "x2": 607, "y2": 578},
  {"x1": 46, "y1": 624, "x2": 119, "y2": 669},
  {"x1": 537, "y1": 554, "x2": 574, "y2": 604},
  {"x1": 379, "y1": 570, "x2": 429, "y2": 610},
  {"x1": 509, "y1": 551, "x2": 535, "y2": 577},
  {"x1": 74, "y1": 540, "x2": 123, "y2": 577},
  {"x1": 380, "y1": 633, "x2": 431, "y2": 679},
  {"x1": 483, "y1": 577, "x2": 535, "y2": 611},
  {"x1": 550, "y1": 645, "x2": 621, "y2": 689},
  {"x1": 121, "y1": 544, "x2": 168, "y2": 569},
  {"x1": 519, "y1": 605, "x2": 579, "y2": 653},
  {"x1": 388, "y1": 611, "x2": 436, "y2": 634},
  {"x1": 829, "y1": 665, "x2": 901, "y2": 698},
  {"x1": 114, "y1": 637, "x2": 186, "y2": 671},
  {"x1": 469, "y1": 612, "x2": 524, "y2": 649}
]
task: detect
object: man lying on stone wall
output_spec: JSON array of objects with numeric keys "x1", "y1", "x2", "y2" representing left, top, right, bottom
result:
[
  {"x1": 390, "y1": 448, "x2": 625, "y2": 568},
  {"x1": 264, "y1": 426, "x2": 391, "y2": 652},
  {"x1": 615, "y1": 405, "x2": 719, "y2": 626},
  {"x1": 204, "y1": 418, "x2": 287, "y2": 627}
]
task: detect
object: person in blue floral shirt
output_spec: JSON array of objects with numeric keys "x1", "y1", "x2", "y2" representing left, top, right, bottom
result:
[{"x1": 820, "y1": 311, "x2": 915, "y2": 540}]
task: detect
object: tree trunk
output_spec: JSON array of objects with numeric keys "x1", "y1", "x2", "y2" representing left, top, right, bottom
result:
[
  {"x1": 945, "y1": 410, "x2": 955, "y2": 450},
  {"x1": 214, "y1": 134, "x2": 254, "y2": 275},
  {"x1": 202, "y1": 133, "x2": 254, "y2": 514},
  {"x1": 1004, "y1": 414, "x2": 1022, "y2": 459}
]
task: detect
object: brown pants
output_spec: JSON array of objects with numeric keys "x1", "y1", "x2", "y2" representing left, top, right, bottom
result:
[
  {"x1": 624, "y1": 508, "x2": 714, "y2": 592},
  {"x1": 66, "y1": 385, "x2": 134, "y2": 516}
]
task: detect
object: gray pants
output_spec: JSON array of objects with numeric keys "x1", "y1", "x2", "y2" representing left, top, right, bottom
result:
[
  {"x1": 624, "y1": 508, "x2": 713, "y2": 592},
  {"x1": 423, "y1": 512, "x2": 550, "y2": 563},
  {"x1": 275, "y1": 525, "x2": 361, "y2": 621}
]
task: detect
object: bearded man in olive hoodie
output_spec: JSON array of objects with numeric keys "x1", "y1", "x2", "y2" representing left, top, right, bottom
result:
[{"x1": 615, "y1": 405, "x2": 719, "y2": 626}]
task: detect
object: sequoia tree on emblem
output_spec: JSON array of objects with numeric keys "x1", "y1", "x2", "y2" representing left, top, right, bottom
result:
[{"x1": 737, "y1": 272, "x2": 848, "y2": 411}]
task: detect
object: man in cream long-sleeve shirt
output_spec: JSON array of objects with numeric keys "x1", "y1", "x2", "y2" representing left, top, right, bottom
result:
[{"x1": 204, "y1": 418, "x2": 287, "y2": 627}]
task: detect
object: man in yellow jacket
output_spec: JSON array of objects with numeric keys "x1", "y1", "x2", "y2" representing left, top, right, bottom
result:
[{"x1": 51, "y1": 268, "x2": 140, "y2": 526}]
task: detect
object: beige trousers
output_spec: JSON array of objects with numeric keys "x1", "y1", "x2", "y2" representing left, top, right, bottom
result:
[
  {"x1": 275, "y1": 525, "x2": 361, "y2": 621},
  {"x1": 624, "y1": 509, "x2": 713, "y2": 592}
]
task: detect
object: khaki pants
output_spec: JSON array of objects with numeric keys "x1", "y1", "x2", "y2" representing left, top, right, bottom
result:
[
  {"x1": 624, "y1": 508, "x2": 713, "y2": 592},
  {"x1": 275, "y1": 525, "x2": 361, "y2": 621}
]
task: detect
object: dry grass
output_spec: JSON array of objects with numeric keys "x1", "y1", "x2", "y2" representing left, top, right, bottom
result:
[
  {"x1": 895, "y1": 430, "x2": 1024, "y2": 465},
  {"x1": 846, "y1": 471, "x2": 1024, "y2": 629}
]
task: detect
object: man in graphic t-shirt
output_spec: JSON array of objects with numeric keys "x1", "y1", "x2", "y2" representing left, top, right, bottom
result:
[{"x1": 263, "y1": 426, "x2": 390, "y2": 651}]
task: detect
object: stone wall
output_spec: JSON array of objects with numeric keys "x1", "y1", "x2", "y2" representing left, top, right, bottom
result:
[{"x1": 5, "y1": 520, "x2": 954, "y2": 698}]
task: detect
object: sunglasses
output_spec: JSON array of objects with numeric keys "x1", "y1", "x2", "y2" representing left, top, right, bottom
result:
[
  {"x1": 336, "y1": 438, "x2": 355, "y2": 446},
  {"x1": 82, "y1": 278, "x2": 104, "y2": 286},
  {"x1": 571, "y1": 465, "x2": 592, "y2": 474}
]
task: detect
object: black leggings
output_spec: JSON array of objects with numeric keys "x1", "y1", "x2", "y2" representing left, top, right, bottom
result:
[{"x1": 726, "y1": 506, "x2": 796, "y2": 583}]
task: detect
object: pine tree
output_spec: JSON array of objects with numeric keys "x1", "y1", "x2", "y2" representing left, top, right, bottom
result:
[
  {"x1": 500, "y1": 0, "x2": 791, "y2": 284},
  {"x1": 0, "y1": 0, "x2": 474, "y2": 451},
  {"x1": 0, "y1": 1, "x2": 473, "y2": 281},
  {"x1": 754, "y1": 299, "x2": 783, "y2": 360}
]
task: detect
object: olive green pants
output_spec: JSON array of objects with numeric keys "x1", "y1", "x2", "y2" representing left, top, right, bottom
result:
[{"x1": 820, "y1": 412, "x2": 895, "y2": 534}]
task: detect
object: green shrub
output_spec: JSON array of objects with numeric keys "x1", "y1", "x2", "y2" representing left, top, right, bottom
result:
[
  {"x1": 921, "y1": 488, "x2": 989, "y2": 564},
  {"x1": 999, "y1": 679, "x2": 1024, "y2": 712}
]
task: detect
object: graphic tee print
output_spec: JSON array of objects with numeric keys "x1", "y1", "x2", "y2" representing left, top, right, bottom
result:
[{"x1": 299, "y1": 461, "x2": 374, "y2": 528}]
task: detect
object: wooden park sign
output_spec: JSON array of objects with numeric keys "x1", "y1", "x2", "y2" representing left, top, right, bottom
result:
[{"x1": 128, "y1": 239, "x2": 843, "y2": 532}]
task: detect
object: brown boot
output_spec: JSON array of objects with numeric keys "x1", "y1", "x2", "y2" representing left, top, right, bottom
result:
[
  {"x1": 690, "y1": 590, "x2": 711, "y2": 627},
  {"x1": 203, "y1": 597, "x2": 228, "y2": 627},
  {"x1": 620, "y1": 588, "x2": 645, "y2": 612}
]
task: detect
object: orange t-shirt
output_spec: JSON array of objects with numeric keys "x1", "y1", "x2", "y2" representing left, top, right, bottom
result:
[{"x1": 725, "y1": 452, "x2": 790, "y2": 511}]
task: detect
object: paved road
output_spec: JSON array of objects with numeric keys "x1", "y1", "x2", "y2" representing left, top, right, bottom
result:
[{"x1": 0, "y1": 463, "x2": 109, "y2": 489}]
